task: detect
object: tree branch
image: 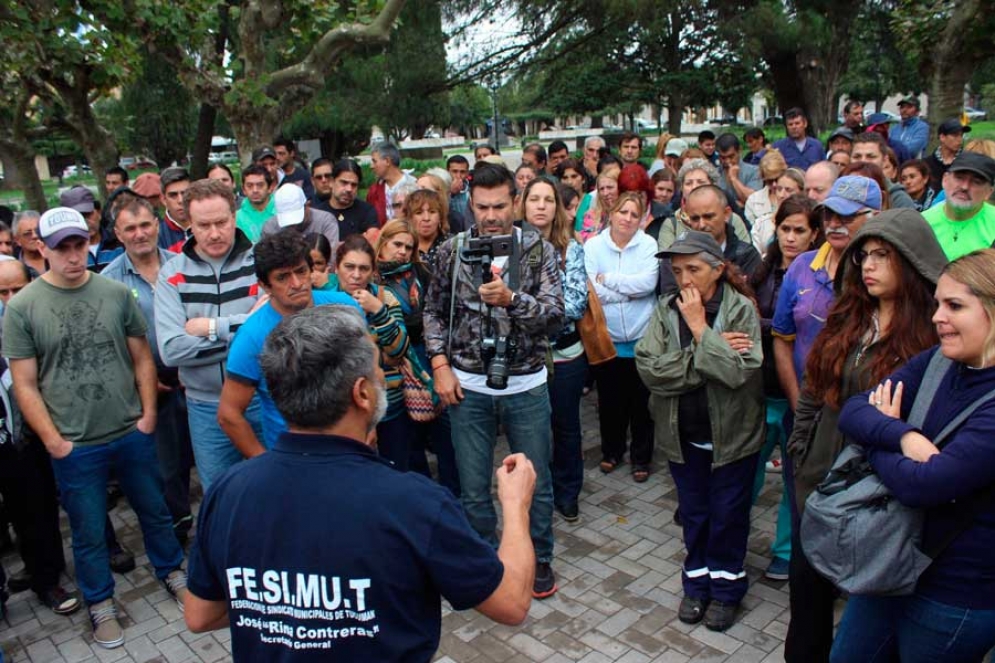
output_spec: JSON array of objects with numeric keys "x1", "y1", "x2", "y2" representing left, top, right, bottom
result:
[{"x1": 265, "y1": 0, "x2": 407, "y2": 97}]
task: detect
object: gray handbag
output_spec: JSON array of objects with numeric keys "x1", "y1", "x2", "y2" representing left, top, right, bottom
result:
[{"x1": 800, "y1": 351, "x2": 995, "y2": 596}]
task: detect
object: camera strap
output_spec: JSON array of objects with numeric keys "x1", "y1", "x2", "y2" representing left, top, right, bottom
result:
[
  {"x1": 447, "y1": 231, "x2": 468, "y2": 358},
  {"x1": 507, "y1": 230, "x2": 522, "y2": 291}
]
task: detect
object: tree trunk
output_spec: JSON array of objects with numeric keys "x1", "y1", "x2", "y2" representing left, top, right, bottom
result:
[
  {"x1": 190, "y1": 103, "x2": 218, "y2": 179},
  {"x1": 0, "y1": 141, "x2": 47, "y2": 211},
  {"x1": 228, "y1": 109, "x2": 282, "y2": 167},
  {"x1": 667, "y1": 95, "x2": 683, "y2": 135}
]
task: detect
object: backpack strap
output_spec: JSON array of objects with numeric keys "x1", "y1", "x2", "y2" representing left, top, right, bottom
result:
[
  {"x1": 905, "y1": 349, "x2": 995, "y2": 558},
  {"x1": 907, "y1": 351, "x2": 951, "y2": 430}
]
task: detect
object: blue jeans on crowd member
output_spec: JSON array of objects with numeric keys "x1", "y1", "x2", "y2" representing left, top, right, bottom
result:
[
  {"x1": 50, "y1": 428, "x2": 184, "y2": 605},
  {"x1": 751, "y1": 397, "x2": 792, "y2": 562},
  {"x1": 449, "y1": 383, "x2": 555, "y2": 562},
  {"x1": 186, "y1": 396, "x2": 263, "y2": 491},
  {"x1": 550, "y1": 354, "x2": 588, "y2": 510},
  {"x1": 831, "y1": 594, "x2": 995, "y2": 663},
  {"x1": 669, "y1": 441, "x2": 758, "y2": 605}
]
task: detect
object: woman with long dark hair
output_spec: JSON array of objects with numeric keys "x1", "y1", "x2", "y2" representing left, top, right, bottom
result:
[
  {"x1": 830, "y1": 249, "x2": 995, "y2": 662},
  {"x1": 636, "y1": 230, "x2": 764, "y2": 632},
  {"x1": 784, "y1": 208, "x2": 947, "y2": 662}
]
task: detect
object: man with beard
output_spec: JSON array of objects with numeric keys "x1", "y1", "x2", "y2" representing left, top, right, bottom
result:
[
  {"x1": 923, "y1": 152, "x2": 995, "y2": 259},
  {"x1": 311, "y1": 158, "x2": 379, "y2": 240},
  {"x1": 235, "y1": 165, "x2": 275, "y2": 243},
  {"x1": 273, "y1": 138, "x2": 314, "y2": 199},
  {"x1": 186, "y1": 304, "x2": 537, "y2": 662},
  {"x1": 218, "y1": 230, "x2": 358, "y2": 457}
]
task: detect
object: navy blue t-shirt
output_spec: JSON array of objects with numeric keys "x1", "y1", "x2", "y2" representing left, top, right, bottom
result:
[{"x1": 187, "y1": 433, "x2": 504, "y2": 661}]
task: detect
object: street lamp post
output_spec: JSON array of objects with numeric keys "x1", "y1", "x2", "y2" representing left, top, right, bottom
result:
[{"x1": 489, "y1": 82, "x2": 501, "y2": 154}]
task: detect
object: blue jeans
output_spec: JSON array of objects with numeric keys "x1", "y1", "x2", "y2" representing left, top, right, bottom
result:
[
  {"x1": 377, "y1": 410, "x2": 417, "y2": 471},
  {"x1": 51, "y1": 428, "x2": 184, "y2": 604},
  {"x1": 449, "y1": 383, "x2": 554, "y2": 562},
  {"x1": 550, "y1": 354, "x2": 588, "y2": 509},
  {"x1": 831, "y1": 594, "x2": 995, "y2": 663},
  {"x1": 187, "y1": 396, "x2": 263, "y2": 490}
]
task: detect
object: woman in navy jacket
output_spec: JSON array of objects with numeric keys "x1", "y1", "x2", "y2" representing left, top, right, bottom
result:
[{"x1": 832, "y1": 249, "x2": 995, "y2": 663}]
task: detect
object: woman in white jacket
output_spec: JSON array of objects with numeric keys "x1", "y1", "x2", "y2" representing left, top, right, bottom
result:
[{"x1": 585, "y1": 192, "x2": 660, "y2": 482}]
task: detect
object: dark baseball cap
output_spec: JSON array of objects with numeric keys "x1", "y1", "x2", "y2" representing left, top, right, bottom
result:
[
  {"x1": 59, "y1": 185, "x2": 96, "y2": 214},
  {"x1": 898, "y1": 96, "x2": 920, "y2": 109},
  {"x1": 656, "y1": 230, "x2": 724, "y2": 262},
  {"x1": 252, "y1": 145, "x2": 277, "y2": 162},
  {"x1": 948, "y1": 152, "x2": 995, "y2": 185},
  {"x1": 828, "y1": 127, "x2": 855, "y2": 142},
  {"x1": 938, "y1": 118, "x2": 971, "y2": 136}
]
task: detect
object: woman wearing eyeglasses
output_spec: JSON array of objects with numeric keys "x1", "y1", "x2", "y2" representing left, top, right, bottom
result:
[{"x1": 783, "y1": 207, "x2": 947, "y2": 662}]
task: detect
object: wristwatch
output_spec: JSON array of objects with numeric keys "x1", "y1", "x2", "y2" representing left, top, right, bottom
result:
[
  {"x1": 208, "y1": 318, "x2": 218, "y2": 342},
  {"x1": 510, "y1": 292, "x2": 519, "y2": 307}
]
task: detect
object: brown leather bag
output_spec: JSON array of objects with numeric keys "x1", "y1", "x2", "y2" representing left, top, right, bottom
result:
[{"x1": 576, "y1": 279, "x2": 617, "y2": 366}]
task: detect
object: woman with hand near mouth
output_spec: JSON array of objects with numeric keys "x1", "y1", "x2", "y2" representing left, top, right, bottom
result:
[
  {"x1": 830, "y1": 248, "x2": 995, "y2": 662},
  {"x1": 328, "y1": 235, "x2": 412, "y2": 469},
  {"x1": 783, "y1": 207, "x2": 947, "y2": 662}
]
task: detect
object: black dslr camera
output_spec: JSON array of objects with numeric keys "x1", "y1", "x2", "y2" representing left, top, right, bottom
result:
[{"x1": 460, "y1": 234, "x2": 517, "y2": 389}]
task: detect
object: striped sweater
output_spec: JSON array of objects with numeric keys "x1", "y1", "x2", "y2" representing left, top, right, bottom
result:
[{"x1": 154, "y1": 230, "x2": 259, "y2": 403}]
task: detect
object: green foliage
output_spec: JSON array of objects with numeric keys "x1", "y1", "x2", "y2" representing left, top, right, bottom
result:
[{"x1": 838, "y1": 2, "x2": 922, "y2": 105}]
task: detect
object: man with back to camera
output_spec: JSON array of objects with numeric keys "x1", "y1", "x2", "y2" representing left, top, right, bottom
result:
[
  {"x1": 3, "y1": 207, "x2": 187, "y2": 649},
  {"x1": 218, "y1": 230, "x2": 359, "y2": 457},
  {"x1": 260, "y1": 184, "x2": 340, "y2": 260},
  {"x1": 185, "y1": 304, "x2": 537, "y2": 661},
  {"x1": 422, "y1": 162, "x2": 565, "y2": 600}
]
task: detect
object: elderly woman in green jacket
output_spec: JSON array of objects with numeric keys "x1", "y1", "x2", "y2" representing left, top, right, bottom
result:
[{"x1": 635, "y1": 230, "x2": 764, "y2": 634}]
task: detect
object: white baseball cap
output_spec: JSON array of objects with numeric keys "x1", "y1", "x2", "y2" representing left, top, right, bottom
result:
[{"x1": 274, "y1": 184, "x2": 307, "y2": 227}]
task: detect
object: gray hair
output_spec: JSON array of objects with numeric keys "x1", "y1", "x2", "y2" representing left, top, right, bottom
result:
[
  {"x1": 260, "y1": 305, "x2": 376, "y2": 429},
  {"x1": 12, "y1": 210, "x2": 40, "y2": 236},
  {"x1": 677, "y1": 158, "x2": 721, "y2": 187},
  {"x1": 584, "y1": 135, "x2": 606, "y2": 149},
  {"x1": 372, "y1": 142, "x2": 401, "y2": 167},
  {"x1": 424, "y1": 167, "x2": 452, "y2": 189},
  {"x1": 391, "y1": 181, "x2": 419, "y2": 205}
]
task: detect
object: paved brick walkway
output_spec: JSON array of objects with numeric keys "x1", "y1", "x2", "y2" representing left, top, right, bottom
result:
[{"x1": 0, "y1": 392, "x2": 803, "y2": 662}]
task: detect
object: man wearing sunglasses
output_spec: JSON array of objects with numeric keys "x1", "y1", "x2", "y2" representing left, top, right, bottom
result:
[{"x1": 311, "y1": 158, "x2": 379, "y2": 241}]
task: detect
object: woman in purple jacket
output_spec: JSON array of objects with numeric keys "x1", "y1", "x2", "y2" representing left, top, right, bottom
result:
[{"x1": 831, "y1": 249, "x2": 995, "y2": 662}]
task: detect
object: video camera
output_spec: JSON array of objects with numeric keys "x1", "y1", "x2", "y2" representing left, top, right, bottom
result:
[{"x1": 459, "y1": 234, "x2": 517, "y2": 389}]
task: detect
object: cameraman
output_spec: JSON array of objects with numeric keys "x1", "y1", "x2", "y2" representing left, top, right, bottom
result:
[{"x1": 424, "y1": 163, "x2": 565, "y2": 599}]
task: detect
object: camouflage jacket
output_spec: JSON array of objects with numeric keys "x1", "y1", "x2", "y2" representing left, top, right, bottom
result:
[{"x1": 423, "y1": 227, "x2": 564, "y2": 375}]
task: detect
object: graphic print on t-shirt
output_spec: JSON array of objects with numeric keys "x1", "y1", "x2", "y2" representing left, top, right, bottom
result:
[
  {"x1": 227, "y1": 566, "x2": 379, "y2": 652},
  {"x1": 55, "y1": 299, "x2": 116, "y2": 402}
]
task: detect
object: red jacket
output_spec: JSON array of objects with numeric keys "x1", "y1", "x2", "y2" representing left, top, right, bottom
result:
[{"x1": 366, "y1": 180, "x2": 387, "y2": 226}]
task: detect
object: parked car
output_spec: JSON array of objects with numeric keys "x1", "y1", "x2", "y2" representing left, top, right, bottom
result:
[
  {"x1": 129, "y1": 157, "x2": 158, "y2": 171},
  {"x1": 762, "y1": 115, "x2": 783, "y2": 127},
  {"x1": 965, "y1": 107, "x2": 988, "y2": 121},
  {"x1": 709, "y1": 114, "x2": 740, "y2": 125},
  {"x1": 61, "y1": 164, "x2": 91, "y2": 178},
  {"x1": 635, "y1": 119, "x2": 659, "y2": 132}
]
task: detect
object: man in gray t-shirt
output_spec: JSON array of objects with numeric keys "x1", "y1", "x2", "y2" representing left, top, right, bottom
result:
[{"x1": 2, "y1": 207, "x2": 187, "y2": 651}]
